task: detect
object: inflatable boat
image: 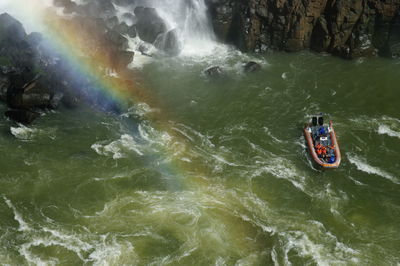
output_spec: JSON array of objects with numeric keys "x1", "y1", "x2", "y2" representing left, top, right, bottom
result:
[{"x1": 304, "y1": 115, "x2": 341, "y2": 169}]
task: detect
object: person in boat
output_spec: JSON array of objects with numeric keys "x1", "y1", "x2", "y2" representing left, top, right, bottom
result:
[{"x1": 315, "y1": 143, "x2": 327, "y2": 158}]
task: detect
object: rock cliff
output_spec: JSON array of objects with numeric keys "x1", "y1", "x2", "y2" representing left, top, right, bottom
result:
[{"x1": 207, "y1": 0, "x2": 400, "y2": 58}]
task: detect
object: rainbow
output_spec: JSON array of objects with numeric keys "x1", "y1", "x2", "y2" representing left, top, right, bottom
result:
[
  {"x1": 3, "y1": 2, "x2": 265, "y2": 256},
  {"x1": 18, "y1": 0, "x2": 208, "y2": 184}
]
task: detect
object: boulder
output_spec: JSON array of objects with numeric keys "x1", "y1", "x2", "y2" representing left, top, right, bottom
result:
[
  {"x1": 105, "y1": 30, "x2": 129, "y2": 50},
  {"x1": 0, "y1": 13, "x2": 34, "y2": 68},
  {"x1": 113, "y1": 22, "x2": 130, "y2": 35},
  {"x1": 81, "y1": 0, "x2": 116, "y2": 18},
  {"x1": 0, "y1": 74, "x2": 9, "y2": 101},
  {"x1": 62, "y1": 92, "x2": 80, "y2": 109},
  {"x1": 20, "y1": 93, "x2": 52, "y2": 109},
  {"x1": 105, "y1": 16, "x2": 119, "y2": 29},
  {"x1": 50, "y1": 92, "x2": 64, "y2": 109},
  {"x1": 154, "y1": 29, "x2": 181, "y2": 56},
  {"x1": 5, "y1": 109, "x2": 40, "y2": 124},
  {"x1": 243, "y1": 61, "x2": 261, "y2": 73},
  {"x1": 0, "y1": 13, "x2": 27, "y2": 44},
  {"x1": 135, "y1": 7, "x2": 167, "y2": 44},
  {"x1": 127, "y1": 25, "x2": 137, "y2": 38},
  {"x1": 27, "y1": 32, "x2": 43, "y2": 46},
  {"x1": 204, "y1": 66, "x2": 224, "y2": 77},
  {"x1": 110, "y1": 50, "x2": 135, "y2": 69}
]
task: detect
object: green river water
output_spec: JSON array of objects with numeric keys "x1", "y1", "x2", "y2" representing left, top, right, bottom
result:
[{"x1": 0, "y1": 51, "x2": 399, "y2": 265}]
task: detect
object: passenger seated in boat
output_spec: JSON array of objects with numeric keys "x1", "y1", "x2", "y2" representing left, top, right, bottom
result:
[{"x1": 315, "y1": 143, "x2": 327, "y2": 158}]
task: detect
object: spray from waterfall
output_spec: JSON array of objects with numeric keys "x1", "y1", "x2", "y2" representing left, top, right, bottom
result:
[
  {"x1": 115, "y1": 0, "x2": 226, "y2": 60},
  {"x1": 152, "y1": 0, "x2": 218, "y2": 56}
]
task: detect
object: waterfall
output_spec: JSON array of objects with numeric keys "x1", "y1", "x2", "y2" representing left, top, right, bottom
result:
[
  {"x1": 152, "y1": 0, "x2": 217, "y2": 56},
  {"x1": 119, "y1": 0, "x2": 221, "y2": 58}
]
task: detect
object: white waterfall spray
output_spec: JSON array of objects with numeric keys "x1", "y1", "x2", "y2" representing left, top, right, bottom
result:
[
  {"x1": 116, "y1": 0, "x2": 226, "y2": 60},
  {"x1": 152, "y1": 0, "x2": 218, "y2": 56}
]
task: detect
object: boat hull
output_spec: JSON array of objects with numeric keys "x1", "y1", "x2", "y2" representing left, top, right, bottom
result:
[{"x1": 304, "y1": 121, "x2": 341, "y2": 169}]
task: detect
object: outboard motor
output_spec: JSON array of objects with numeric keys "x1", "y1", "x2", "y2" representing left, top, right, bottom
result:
[
  {"x1": 312, "y1": 117, "x2": 318, "y2": 126},
  {"x1": 318, "y1": 116, "x2": 324, "y2": 126}
]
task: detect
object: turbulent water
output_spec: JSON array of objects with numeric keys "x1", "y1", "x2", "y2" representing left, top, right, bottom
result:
[
  {"x1": 1, "y1": 51, "x2": 400, "y2": 265},
  {"x1": 1, "y1": 0, "x2": 400, "y2": 264}
]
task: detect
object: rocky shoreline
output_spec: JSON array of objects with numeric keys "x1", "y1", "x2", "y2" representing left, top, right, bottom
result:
[{"x1": 206, "y1": 0, "x2": 400, "y2": 59}]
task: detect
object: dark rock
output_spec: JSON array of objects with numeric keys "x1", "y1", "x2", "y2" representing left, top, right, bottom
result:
[
  {"x1": 20, "y1": 93, "x2": 52, "y2": 109},
  {"x1": 0, "y1": 13, "x2": 34, "y2": 68},
  {"x1": 5, "y1": 109, "x2": 40, "y2": 124},
  {"x1": 110, "y1": 50, "x2": 135, "y2": 69},
  {"x1": 0, "y1": 13, "x2": 27, "y2": 43},
  {"x1": 105, "y1": 16, "x2": 119, "y2": 29},
  {"x1": 204, "y1": 66, "x2": 224, "y2": 77},
  {"x1": 127, "y1": 25, "x2": 137, "y2": 38},
  {"x1": 135, "y1": 7, "x2": 167, "y2": 44},
  {"x1": 62, "y1": 92, "x2": 80, "y2": 109},
  {"x1": 154, "y1": 29, "x2": 181, "y2": 56},
  {"x1": 138, "y1": 44, "x2": 153, "y2": 56},
  {"x1": 113, "y1": 22, "x2": 130, "y2": 35},
  {"x1": 206, "y1": 0, "x2": 400, "y2": 59},
  {"x1": 311, "y1": 16, "x2": 331, "y2": 52},
  {"x1": 0, "y1": 73, "x2": 9, "y2": 101},
  {"x1": 81, "y1": 0, "x2": 116, "y2": 18},
  {"x1": 243, "y1": 61, "x2": 261, "y2": 73},
  {"x1": 27, "y1": 32, "x2": 43, "y2": 46},
  {"x1": 105, "y1": 30, "x2": 129, "y2": 50},
  {"x1": 50, "y1": 92, "x2": 64, "y2": 109}
]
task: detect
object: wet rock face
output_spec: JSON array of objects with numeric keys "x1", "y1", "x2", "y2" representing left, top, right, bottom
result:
[
  {"x1": 154, "y1": 29, "x2": 182, "y2": 56},
  {"x1": 5, "y1": 109, "x2": 40, "y2": 125},
  {"x1": 207, "y1": 0, "x2": 400, "y2": 58},
  {"x1": 135, "y1": 7, "x2": 168, "y2": 44}
]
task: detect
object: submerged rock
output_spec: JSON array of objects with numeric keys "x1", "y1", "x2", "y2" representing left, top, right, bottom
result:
[
  {"x1": 5, "y1": 109, "x2": 40, "y2": 124},
  {"x1": 243, "y1": 61, "x2": 261, "y2": 73},
  {"x1": 204, "y1": 66, "x2": 224, "y2": 77}
]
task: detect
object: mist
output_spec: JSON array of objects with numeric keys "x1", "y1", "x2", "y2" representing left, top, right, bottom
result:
[{"x1": 0, "y1": 0, "x2": 52, "y2": 33}]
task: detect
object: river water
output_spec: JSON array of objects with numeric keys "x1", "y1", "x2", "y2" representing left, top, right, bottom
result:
[{"x1": 0, "y1": 50, "x2": 399, "y2": 265}]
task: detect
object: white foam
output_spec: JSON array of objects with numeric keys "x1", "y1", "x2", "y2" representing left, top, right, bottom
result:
[
  {"x1": 10, "y1": 125, "x2": 38, "y2": 141},
  {"x1": 121, "y1": 102, "x2": 158, "y2": 119},
  {"x1": 91, "y1": 134, "x2": 143, "y2": 159},
  {"x1": 348, "y1": 154, "x2": 399, "y2": 184},
  {"x1": 377, "y1": 125, "x2": 400, "y2": 139},
  {"x1": 252, "y1": 157, "x2": 306, "y2": 193},
  {"x1": 3, "y1": 196, "x2": 31, "y2": 232}
]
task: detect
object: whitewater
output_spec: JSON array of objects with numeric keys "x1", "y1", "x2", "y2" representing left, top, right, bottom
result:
[{"x1": 0, "y1": 0, "x2": 399, "y2": 265}]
